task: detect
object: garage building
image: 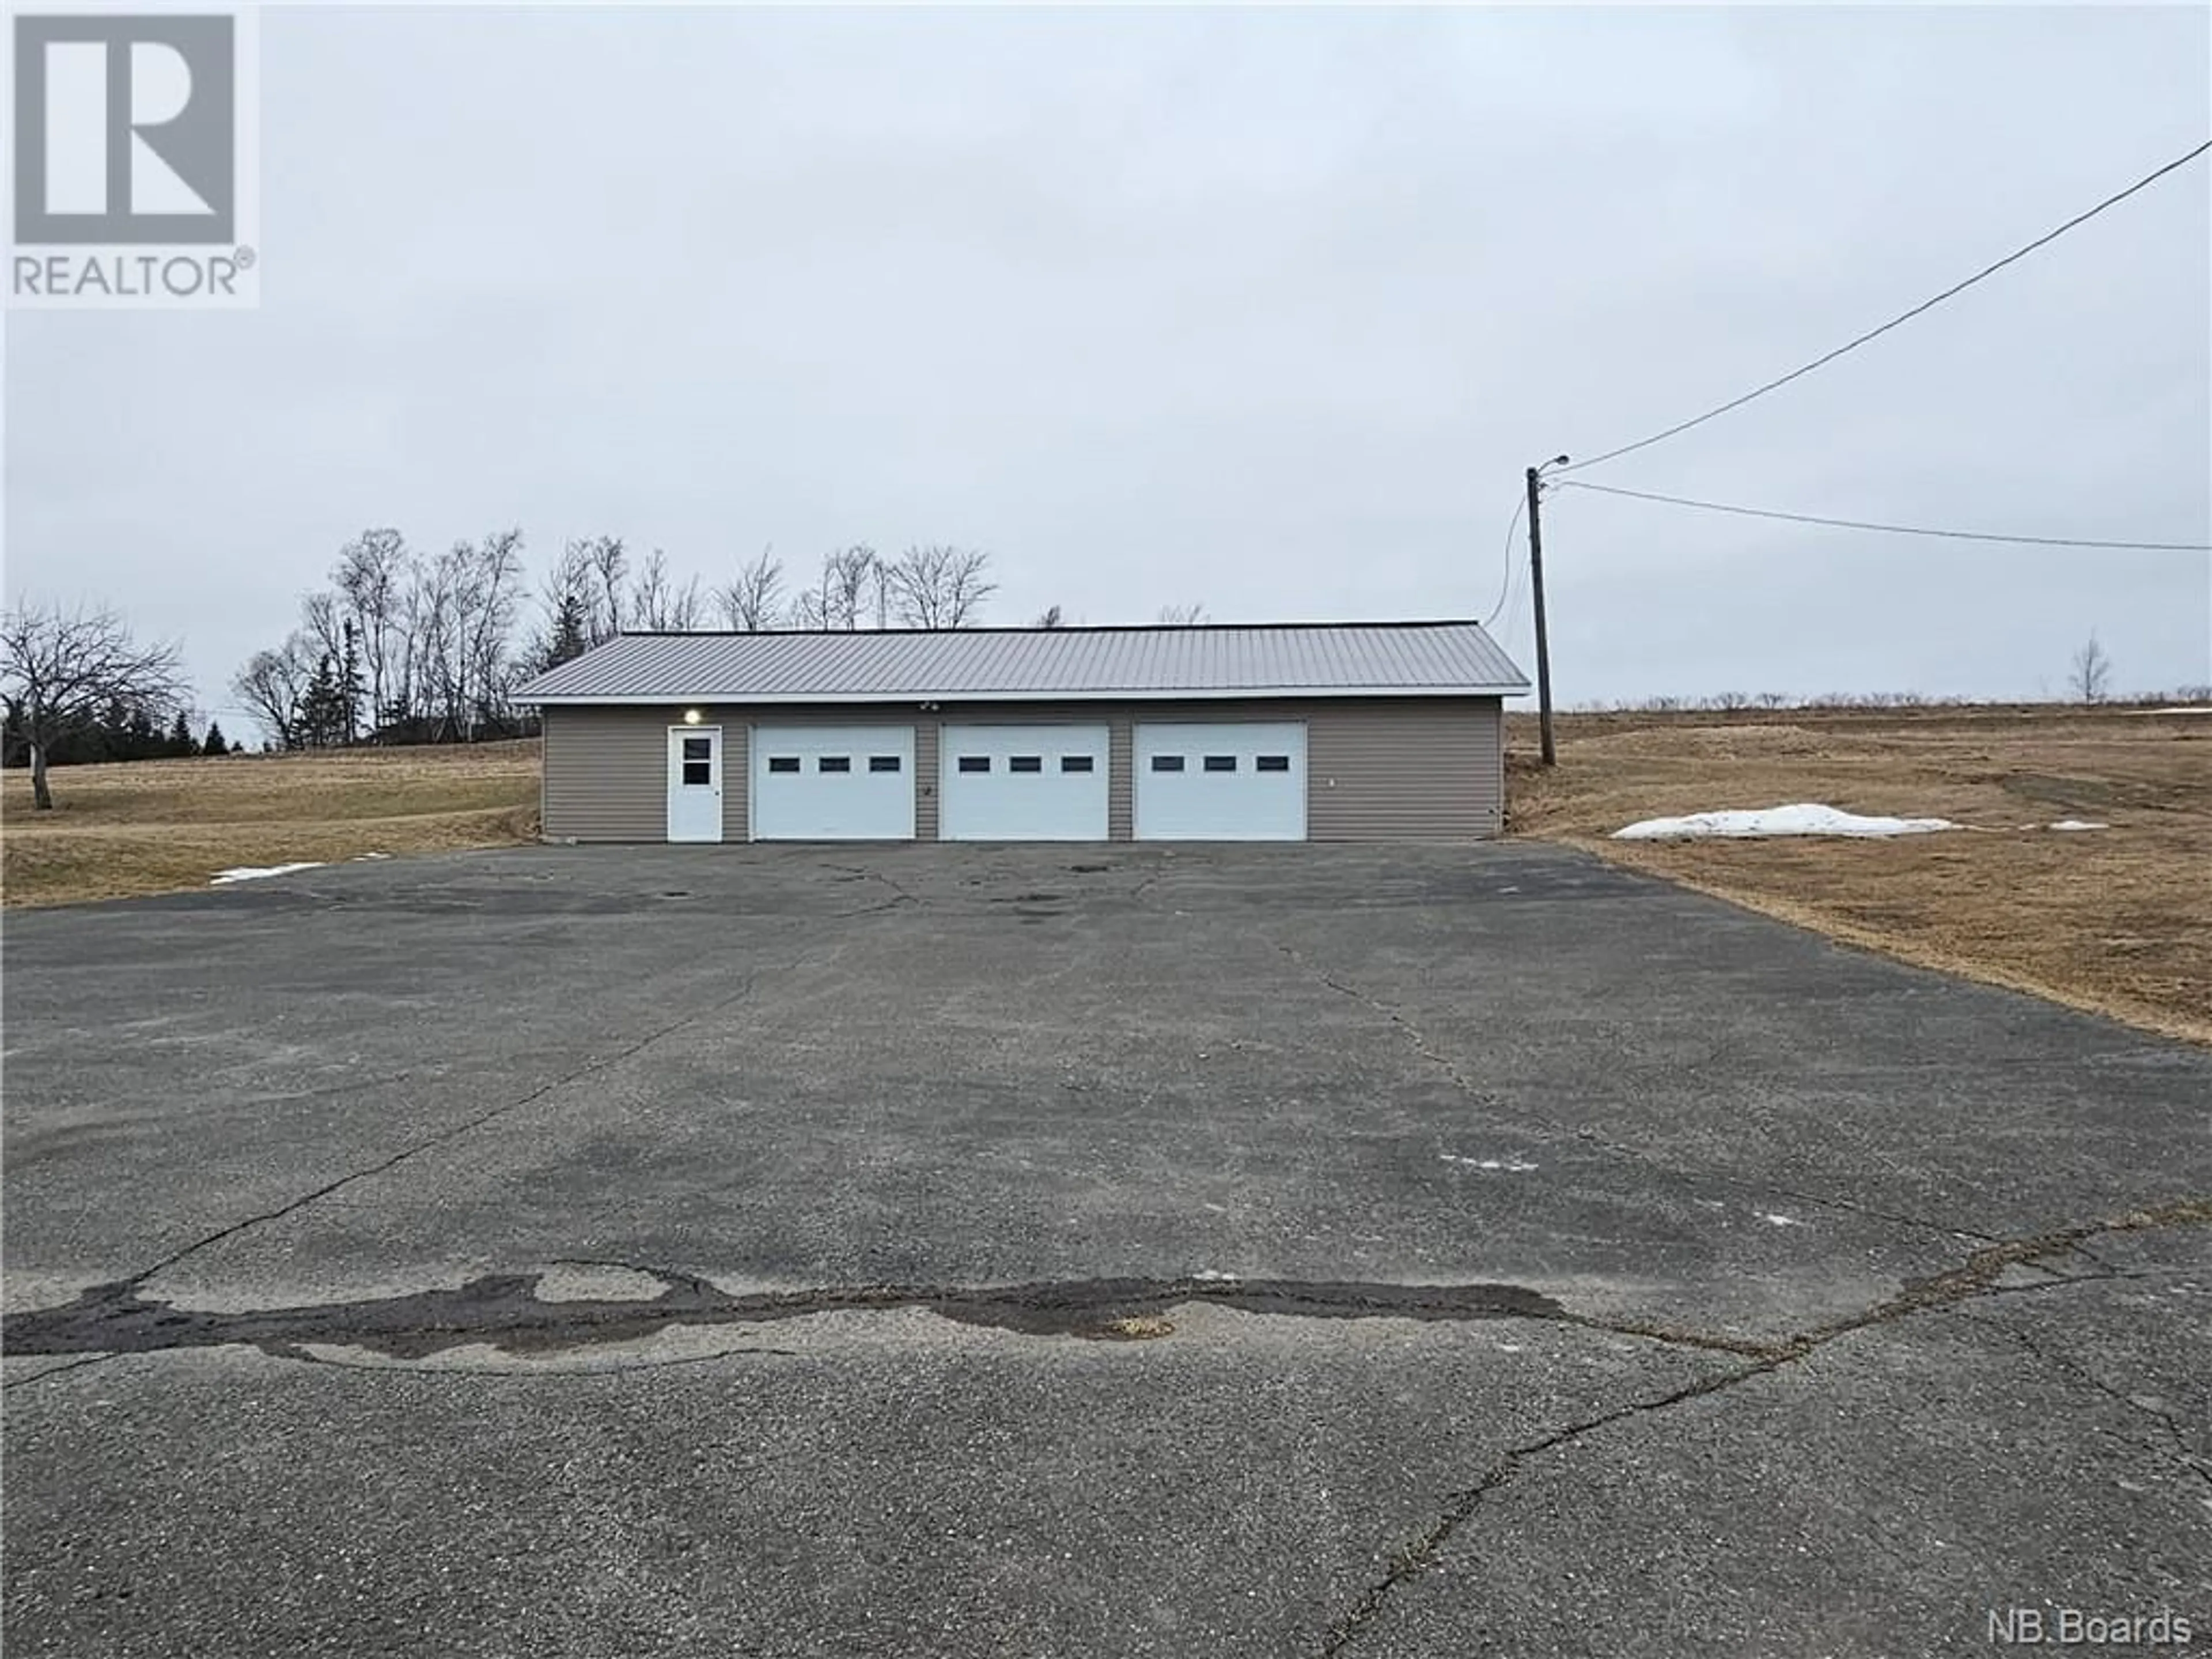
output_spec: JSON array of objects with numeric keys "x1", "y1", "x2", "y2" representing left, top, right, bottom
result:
[{"x1": 516, "y1": 620, "x2": 1527, "y2": 845}]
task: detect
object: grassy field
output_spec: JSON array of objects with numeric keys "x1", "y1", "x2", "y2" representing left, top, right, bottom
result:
[
  {"x1": 1, "y1": 743, "x2": 540, "y2": 908},
  {"x1": 1510, "y1": 705, "x2": 2211, "y2": 1044},
  {"x1": 5, "y1": 709, "x2": 2205, "y2": 1044}
]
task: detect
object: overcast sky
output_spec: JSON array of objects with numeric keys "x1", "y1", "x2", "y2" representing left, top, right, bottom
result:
[{"x1": 6, "y1": 4, "x2": 2209, "y2": 725}]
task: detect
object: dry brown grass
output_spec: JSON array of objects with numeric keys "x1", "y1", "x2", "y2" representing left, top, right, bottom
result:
[
  {"x1": 1509, "y1": 706, "x2": 2212, "y2": 1044},
  {"x1": 1, "y1": 743, "x2": 540, "y2": 908}
]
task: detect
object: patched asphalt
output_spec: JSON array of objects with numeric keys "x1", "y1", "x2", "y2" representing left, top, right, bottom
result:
[{"x1": 4, "y1": 842, "x2": 2208, "y2": 1656}]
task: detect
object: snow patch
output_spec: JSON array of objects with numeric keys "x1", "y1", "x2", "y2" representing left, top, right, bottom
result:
[
  {"x1": 1442, "y1": 1155, "x2": 1539, "y2": 1173},
  {"x1": 1756, "y1": 1212, "x2": 1802, "y2": 1228},
  {"x1": 1191, "y1": 1269, "x2": 1240, "y2": 1283},
  {"x1": 2047, "y1": 820, "x2": 2108, "y2": 832},
  {"x1": 210, "y1": 862, "x2": 324, "y2": 885},
  {"x1": 1613, "y1": 804, "x2": 1955, "y2": 841},
  {"x1": 351, "y1": 851, "x2": 393, "y2": 861}
]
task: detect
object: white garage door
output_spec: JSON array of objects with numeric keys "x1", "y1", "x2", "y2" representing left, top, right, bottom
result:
[
  {"x1": 939, "y1": 724, "x2": 1109, "y2": 841},
  {"x1": 1134, "y1": 721, "x2": 1307, "y2": 841},
  {"x1": 751, "y1": 725, "x2": 915, "y2": 841}
]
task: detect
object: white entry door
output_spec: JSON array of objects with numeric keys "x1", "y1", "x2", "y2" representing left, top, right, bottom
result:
[
  {"x1": 666, "y1": 725, "x2": 724, "y2": 843},
  {"x1": 1134, "y1": 721, "x2": 1307, "y2": 840},
  {"x1": 751, "y1": 725, "x2": 916, "y2": 841},
  {"x1": 939, "y1": 724, "x2": 1110, "y2": 841}
]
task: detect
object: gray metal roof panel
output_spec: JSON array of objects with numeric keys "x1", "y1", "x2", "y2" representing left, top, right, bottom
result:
[{"x1": 514, "y1": 620, "x2": 1529, "y2": 702}]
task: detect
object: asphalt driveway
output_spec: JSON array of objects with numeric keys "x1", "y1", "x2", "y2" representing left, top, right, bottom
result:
[{"x1": 5, "y1": 843, "x2": 2208, "y2": 1656}]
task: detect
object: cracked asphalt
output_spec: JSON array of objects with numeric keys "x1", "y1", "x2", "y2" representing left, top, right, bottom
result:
[{"x1": 4, "y1": 842, "x2": 2208, "y2": 1656}]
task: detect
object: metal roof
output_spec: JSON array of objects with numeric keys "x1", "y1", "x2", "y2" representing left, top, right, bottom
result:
[{"x1": 515, "y1": 620, "x2": 1528, "y2": 705}]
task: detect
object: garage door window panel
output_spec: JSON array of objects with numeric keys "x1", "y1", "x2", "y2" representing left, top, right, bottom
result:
[
  {"x1": 1134, "y1": 721, "x2": 1306, "y2": 842},
  {"x1": 751, "y1": 725, "x2": 916, "y2": 842},
  {"x1": 939, "y1": 722, "x2": 1111, "y2": 842}
]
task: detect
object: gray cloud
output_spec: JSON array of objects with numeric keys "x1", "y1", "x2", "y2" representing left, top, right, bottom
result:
[{"x1": 7, "y1": 4, "x2": 2207, "y2": 721}]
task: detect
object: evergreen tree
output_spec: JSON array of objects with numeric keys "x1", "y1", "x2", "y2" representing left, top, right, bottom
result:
[
  {"x1": 117, "y1": 702, "x2": 158, "y2": 761},
  {"x1": 339, "y1": 619, "x2": 363, "y2": 744},
  {"x1": 202, "y1": 720, "x2": 229, "y2": 757},
  {"x1": 543, "y1": 592, "x2": 589, "y2": 670},
  {"x1": 294, "y1": 655, "x2": 350, "y2": 748},
  {"x1": 167, "y1": 710, "x2": 195, "y2": 757}
]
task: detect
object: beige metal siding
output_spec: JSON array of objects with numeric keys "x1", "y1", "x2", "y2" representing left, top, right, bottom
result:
[
  {"x1": 916, "y1": 722, "x2": 940, "y2": 841},
  {"x1": 541, "y1": 706, "x2": 671, "y2": 842},
  {"x1": 722, "y1": 724, "x2": 750, "y2": 842},
  {"x1": 540, "y1": 697, "x2": 1506, "y2": 843},
  {"x1": 1108, "y1": 719, "x2": 1134, "y2": 841},
  {"x1": 1305, "y1": 700, "x2": 1502, "y2": 840}
]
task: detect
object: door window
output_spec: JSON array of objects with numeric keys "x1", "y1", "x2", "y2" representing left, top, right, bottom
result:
[{"x1": 681, "y1": 736, "x2": 713, "y2": 786}]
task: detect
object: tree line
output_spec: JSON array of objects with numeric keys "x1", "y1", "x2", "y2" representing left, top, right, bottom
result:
[
  {"x1": 228, "y1": 532, "x2": 1011, "y2": 751},
  {"x1": 1, "y1": 525, "x2": 1214, "y2": 806}
]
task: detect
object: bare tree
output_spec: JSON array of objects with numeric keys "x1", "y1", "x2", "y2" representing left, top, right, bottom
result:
[
  {"x1": 2, "y1": 600, "x2": 188, "y2": 808},
  {"x1": 790, "y1": 546, "x2": 881, "y2": 630},
  {"x1": 718, "y1": 547, "x2": 784, "y2": 630},
  {"x1": 1036, "y1": 604, "x2": 1065, "y2": 629},
  {"x1": 884, "y1": 545, "x2": 995, "y2": 627},
  {"x1": 586, "y1": 536, "x2": 630, "y2": 641},
  {"x1": 300, "y1": 590, "x2": 348, "y2": 674},
  {"x1": 2069, "y1": 631, "x2": 2112, "y2": 704},
  {"x1": 230, "y1": 631, "x2": 316, "y2": 751},
  {"x1": 536, "y1": 539, "x2": 594, "y2": 669},
  {"x1": 830, "y1": 546, "x2": 880, "y2": 630},
  {"x1": 630, "y1": 548, "x2": 707, "y2": 631},
  {"x1": 539, "y1": 539, "x2": 604, "y2": 649},
  {"x1": 463, "y1": 529, "x2": 527, "y2": 733},
  {"x1": 1157, "y1": 603, "x2": 1207, "y2": 626},
  {"x1": 334, "y1": 528, "x2": 410, "y2": 732}
]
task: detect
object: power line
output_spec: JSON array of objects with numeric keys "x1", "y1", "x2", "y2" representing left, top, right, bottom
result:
[
  {"x1": 1555, "y1": 479, "x2": 2212, "y2": 551},
  {"x1": 1483, "y1": 493, "x2": 1527, "y2": 627},
  {"x1": 1560, "y1": 138, "x2": 2212, "y2": 476}
]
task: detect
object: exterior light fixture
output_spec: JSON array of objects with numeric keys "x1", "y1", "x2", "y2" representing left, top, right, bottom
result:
[{"x1": 682, "y1": 708, "x2": 703, "y2": 725}]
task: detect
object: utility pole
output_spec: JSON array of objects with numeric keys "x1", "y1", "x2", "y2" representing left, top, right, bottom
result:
[{"x1": 1525, "y1": 461, "x2": 1563, "y2": 767}]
